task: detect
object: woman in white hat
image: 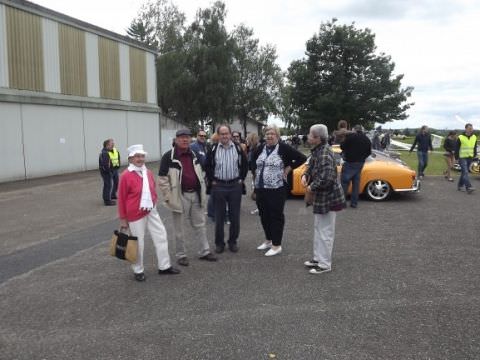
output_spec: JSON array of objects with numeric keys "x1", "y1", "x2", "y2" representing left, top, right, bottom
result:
[{"x1": 118, "y1": 144, "x2": 180, "y2": 281}]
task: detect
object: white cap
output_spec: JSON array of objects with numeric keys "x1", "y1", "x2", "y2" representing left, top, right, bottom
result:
[{"x1": 127, "y1": 144, "x2": 147, "y2": 157}]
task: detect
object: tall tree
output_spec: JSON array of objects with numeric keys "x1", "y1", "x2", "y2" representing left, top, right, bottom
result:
[
  {"x1": 231, "y1": 25, "x2": 283, "y2": 136},
  {"x1": 185, "y1": 1, "x2": 236, "y2": 129},
  {"x1": 287, "y1": 19, "x2": 414, "y2": 131},
  {"x1": 126, "y1": 19, "x2": 158, "y2": 48}
]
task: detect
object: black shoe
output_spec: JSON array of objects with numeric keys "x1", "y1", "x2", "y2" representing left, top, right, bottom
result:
[
  {"x1": 228, "y1": 243, "x2": 239, "y2": 253},
  {"x1": 134, "y1": 272, "x2": 146, "y2": 282},
  {"x1": 158, "y1": 267, "x2": 181, "y2": 275},
  {"x1": 104, "y1": 200, "x2": 116, "y2": 206},
  {"x1": 215, "y1": 245, "x2": 225, "y2": 254},
  {"x1": 350, "y1": 203, "x2": 357, "y2": 208},
  {"x1": 177, "y1": 257, "x2": 189, "y2": 266},
  {"x1": 199, "y1": 253, "x2": 217, "y2": 262},
  {"x1": 111, "y1": 195, "x2": 118, "y2": 200}
]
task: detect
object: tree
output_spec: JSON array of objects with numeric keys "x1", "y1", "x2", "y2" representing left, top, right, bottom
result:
[
  {"x1": 126, "y1": 19, "x2": 158, "y2": 48},
  {"x1": 231, "y1": 25, "x2": 283, "y2": 136},
  {"x1": 184, "y1": 1, "x2": 236, "y2": 130},
  {"x1": 286, "y1": 19, "x2": 414, "y2": 132}
]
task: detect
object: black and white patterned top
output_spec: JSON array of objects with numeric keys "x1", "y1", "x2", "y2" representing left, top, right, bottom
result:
[{"x1": 255, "y1": 144, "x2": 285, "y2": 189}]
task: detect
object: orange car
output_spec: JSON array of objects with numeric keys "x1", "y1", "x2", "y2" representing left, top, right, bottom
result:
[{"x1": 290, "y1": 146, "x2": 420, "y2": 201}]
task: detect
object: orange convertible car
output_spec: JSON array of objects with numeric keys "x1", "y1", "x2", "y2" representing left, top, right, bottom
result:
[{"x1": 290, "y1": 146, "x2": 420, "y2": 201}]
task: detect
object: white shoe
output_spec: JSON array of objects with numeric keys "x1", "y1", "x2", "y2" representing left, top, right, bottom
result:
[
  {"x1": 304, "y1": 259, "x2": 319, "y2": 267},
  {"x1": 256, "y1": 241, "x2": 272, "y2": 250},
  {"x1": 309, "y1": 266, "x2": 331, "y2": 274},
  {"x1": 265, "y1": 246, "x2": 282, "y2": 256},
  {"x1": 250, "y1": 208, "x2": 259, "y2": 215}
]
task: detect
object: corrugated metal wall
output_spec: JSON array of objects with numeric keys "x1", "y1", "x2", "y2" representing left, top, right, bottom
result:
[
  {"x1": 0, "y1": 4, "x2": 9, "y2": 87},
  {"x1": 42, "y1": 18, "x2": 61, "y2": 93},
  {"x1": 6, "y1": 6, "x2": 44, "y2": 91},
  {"x1": 129, "y1": 46, "x2": 147, "y2": 103},
  {"x1": 98, "y1": 36, "x2": 120, "y2": 100},
  {"x1": 59, "y1": 23, "x2": 87, "y2": 96}
]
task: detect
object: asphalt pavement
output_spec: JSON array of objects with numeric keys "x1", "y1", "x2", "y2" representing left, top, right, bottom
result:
[{"x1": 0, "y1": 169, "x2": 479, "y2": 359}]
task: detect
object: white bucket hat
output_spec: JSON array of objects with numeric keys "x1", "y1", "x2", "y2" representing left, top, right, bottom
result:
[{"x1": 127, "y1": 144, "x2": 148, "y2": 157}]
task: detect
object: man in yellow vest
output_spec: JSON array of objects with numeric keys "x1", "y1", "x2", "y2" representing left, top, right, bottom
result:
[
  {"x1": 99, "y1": 138, "x2": 121, "y2": 205},
  {"x1": 455, "y1": 123, "x2": 477, "y2": 194}
]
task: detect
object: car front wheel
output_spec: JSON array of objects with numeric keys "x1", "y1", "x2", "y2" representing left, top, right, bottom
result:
[{"x1": 365, "y1": 180, "x2": 391, "y2": 201}]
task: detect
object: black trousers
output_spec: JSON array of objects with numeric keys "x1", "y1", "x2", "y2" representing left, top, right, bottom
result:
[
  {"x1": 255, "y1": 187, "x2": 287, "y2": 246},
  {"x1": 212, "y1": 182, "x2": 242, "y2": 246},
  {"x1": 101, "y1": 170, "x2": 119, "y2": 203}
]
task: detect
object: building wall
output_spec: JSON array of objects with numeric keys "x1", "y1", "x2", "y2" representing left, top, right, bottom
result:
[
  {"x1": 230, "y1": 118, "x2": 263, "y2": 138},
  {"x1": 0, "y1": 101, "x2": 161, "y2": 182},
  {"x1": 0, "y1": 1, "x2": 163, "y2": 183}
]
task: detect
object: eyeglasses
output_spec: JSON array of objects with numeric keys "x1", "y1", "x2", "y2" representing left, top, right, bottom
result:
[
  {"x1": 233, "y1": 135, "x2": 240, "y2": 138},
  {"x1": 198, "y1": 135, "x2": 206, "y2": 138}
]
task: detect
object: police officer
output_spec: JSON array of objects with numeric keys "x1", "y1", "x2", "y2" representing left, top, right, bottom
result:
[{"x1": 99, "y1": 138, "x2": 120, "y2": 206}]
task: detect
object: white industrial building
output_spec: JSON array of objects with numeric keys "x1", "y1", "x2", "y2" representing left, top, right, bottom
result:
[{"x1": 0, "y1": 0, "x2": 164, "y2": 183}]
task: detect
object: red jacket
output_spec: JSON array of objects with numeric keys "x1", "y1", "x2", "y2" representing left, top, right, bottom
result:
[{"x1": 118, "y1": 169, "x2": 158, "y2": 222}]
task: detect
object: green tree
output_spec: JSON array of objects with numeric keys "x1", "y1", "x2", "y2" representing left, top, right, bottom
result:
[
  {"x1": 231, "y1": 25, "x2": 283, "y2": 136},
  {"x1": 126, "y1": 19, "x2": 158, "y2": 47},
  {"x1": 185, "y1": 1, "x2": 236, "y2": 129},
  {"x1": 287, "y1": 19, "x2": 414, "y2": 132}
]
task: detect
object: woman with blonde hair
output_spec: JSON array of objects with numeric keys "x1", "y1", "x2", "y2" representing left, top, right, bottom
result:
[{"x1": 251, "y1": 125, "x2": 307, "y2": 256}]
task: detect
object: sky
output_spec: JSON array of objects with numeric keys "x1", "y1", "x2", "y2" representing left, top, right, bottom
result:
[{"x1": 31, "y1": 0, "x2": 480, "y2": 130}]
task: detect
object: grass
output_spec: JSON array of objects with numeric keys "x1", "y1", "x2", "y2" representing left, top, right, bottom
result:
[{"x1": 399, "y1": 150, "x2": 450, "y2": 176}]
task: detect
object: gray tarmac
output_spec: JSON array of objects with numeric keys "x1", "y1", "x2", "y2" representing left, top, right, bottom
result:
[{"x1": 0, "y1": 169, "x2": 479, "y2": 360}]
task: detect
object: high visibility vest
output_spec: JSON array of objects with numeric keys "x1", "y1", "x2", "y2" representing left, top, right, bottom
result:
[
  {"x1": 458, "y1": 134, "x2": 477, "y2": 158},
  {"x1": 108, "y1": 148, "x2": 120, "y2": 167}
]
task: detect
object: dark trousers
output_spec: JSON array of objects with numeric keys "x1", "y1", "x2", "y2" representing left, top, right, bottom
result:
[
  {"x1": 416, "y1": 151, "x2": 428, "y2": 177},
  {"x1": 458, "y1": 158, "x2": 473, "y2": 189},
  {"x1": 255, "y1": 187, "x2": 286, "y2": 246},
  {"x1": 341, "y1": 162, "x2": 364, "y2": 206},
  {"x1": 212, "y1": 182, "x2": 242, "y2": 247},
  {"x1": 101, "y1": 170, "x2": 119, "y2": 202}
]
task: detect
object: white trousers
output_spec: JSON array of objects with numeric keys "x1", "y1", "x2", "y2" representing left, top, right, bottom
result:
[
  {"x1": 171, "y1": 192, "x2": 210, "y2": 258},
  {"x1": 313, "y1": 212, "x2": 336, "y2": 269},
  {"x1": 128, "y1": 208, "x2": 171, "y2": 274}
]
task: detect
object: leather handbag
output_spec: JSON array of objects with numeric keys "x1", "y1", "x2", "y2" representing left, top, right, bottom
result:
[{"x1": 110, "y1": 230, "x2": 138, "y2": 263}]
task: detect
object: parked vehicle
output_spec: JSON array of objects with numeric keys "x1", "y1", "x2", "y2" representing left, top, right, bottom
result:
[{"x1": 289, "y1": 145, "x2": 420, "y2": 201}]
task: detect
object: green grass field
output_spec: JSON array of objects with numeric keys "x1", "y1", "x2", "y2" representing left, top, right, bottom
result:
[{"x1": 398, "y1": 150, "x2": 448, "y2": 176}]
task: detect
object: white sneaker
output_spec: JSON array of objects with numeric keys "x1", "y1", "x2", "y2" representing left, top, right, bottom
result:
[
  {"x1": 257, "y1": 241, "x2": 272, "y2": 250},
  {"x1": 250, "y1": 208, "x2": 259, "y2": 215},
  {"x1": 265, "y1": 246, "x2": 282, "y2": 256},
  {"x1": 309, "y1": 266, "x2": 331, "y2": 274},
  {"x1": 304, "y1": 259, "x2": 319, "y2": 267}
]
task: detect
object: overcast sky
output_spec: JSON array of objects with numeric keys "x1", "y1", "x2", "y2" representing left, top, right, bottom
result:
[{"x1": 32, "y1": 0, "x2": 480, "y2": 129}]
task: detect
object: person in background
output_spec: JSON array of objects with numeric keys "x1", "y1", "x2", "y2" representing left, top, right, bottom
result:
[
  {"x1": 205, "y1": 125, "x2": 248, "y2": 254},
  {"x1": 455, "y1": 123, "x2": 477, "y2": 194},
  {"x1": 99, "y1": 138, "x2": 120, "y2": 206},
  {"x1": 332, "y1": 120, "x2": 350, "y2": 145},
  {"x1": 443, "y1": 131, "x2": 457, "y2": 182},
  {"x1": 340, "y1": 125, "x2": 372, "y2": 208},
  {"x1": 207, "y1": 133, "x2": 219, "y2": 222},
  {"x1": 251, "y1": 125, "x2": 307, "y2": 256},
  {"x1": 158, "y1": 129, "x2": 217, "y2": 267},
  {"x1": 409, "y1": 125, "x2": 433, "y2": 179},
  {"x1": 118, "y1": 144, "x2": 180, "y2": 282},
  {"x1": 232, "y1": 131, "x2": 248, "y2": 156},
  {"x1": 302, "y1": 124, "x2": 346, "y2": 274},
  {"x1": 246, "y1": 132, "x2": 260, "y2": 214},
  {"x1": 190, "y1": 129, "x2": 208, "y2": 167}
]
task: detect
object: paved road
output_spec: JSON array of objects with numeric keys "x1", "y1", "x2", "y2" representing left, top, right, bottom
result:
[{"x1": 0, "y1": 171, "x2": 479, "y2": 359}]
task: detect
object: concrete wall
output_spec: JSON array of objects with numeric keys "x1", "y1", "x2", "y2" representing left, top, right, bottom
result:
[{"x1": 0, "y1": 101, "x2": 161, "y2": 182}]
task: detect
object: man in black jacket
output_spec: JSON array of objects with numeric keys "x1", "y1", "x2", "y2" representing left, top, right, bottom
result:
[
  {"x1": 205, "y1": 125, "x2": 248, "y2": 253},
  {"x1": 340, "y1": 125, "x2": 372, "y2": 208},
  {"x1": 98, "y1": 138, "x2": 120, "y2": 206}
]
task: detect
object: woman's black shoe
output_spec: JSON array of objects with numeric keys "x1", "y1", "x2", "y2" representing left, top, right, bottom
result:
[
  {"x1": 134, "y1": 272, "x2": 146, "y2": 282},
  {"x1": 158, "y1": 267, "x2": 181, "y2": 275}
]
